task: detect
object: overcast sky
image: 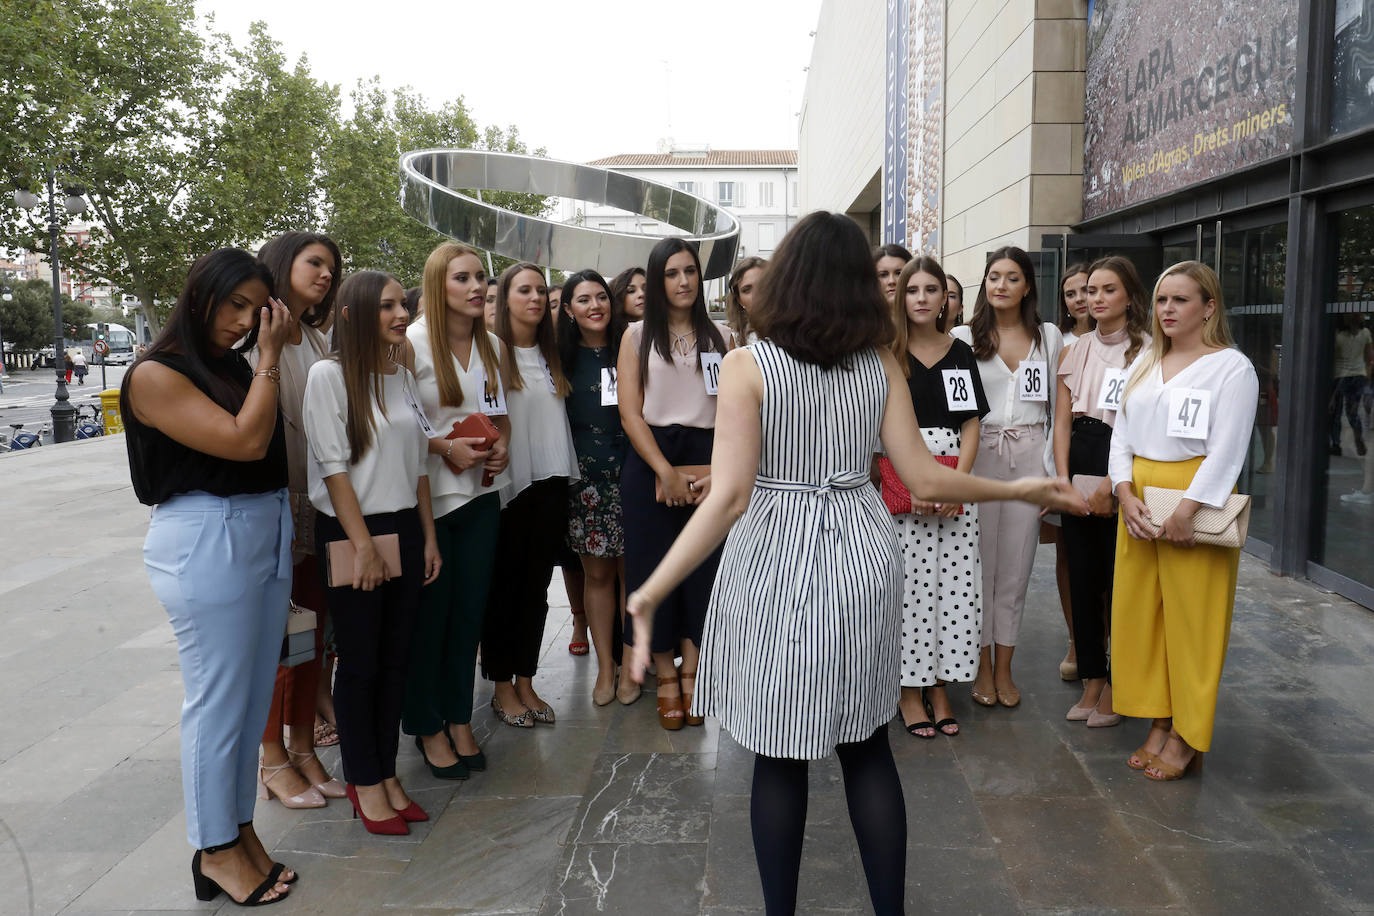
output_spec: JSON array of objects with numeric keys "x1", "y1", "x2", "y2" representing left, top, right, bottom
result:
[{"x1": 195, "y1": 0, "x2": 824, "y2": 164}]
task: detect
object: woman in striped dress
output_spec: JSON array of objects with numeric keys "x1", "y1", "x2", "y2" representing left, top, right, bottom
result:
[{"x1": 626, "y1": 212, "x2": 1085, "y2": 915}]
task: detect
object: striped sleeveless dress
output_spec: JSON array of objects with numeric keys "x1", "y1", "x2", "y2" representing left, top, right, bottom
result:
[{"x1": 694, "y1": 341, "x2": 902, "y2": 760}]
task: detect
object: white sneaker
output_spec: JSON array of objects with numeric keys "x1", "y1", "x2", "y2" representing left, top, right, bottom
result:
[{"x1": 1340, "y1": 490, "x2": 1374, "y2": 504}]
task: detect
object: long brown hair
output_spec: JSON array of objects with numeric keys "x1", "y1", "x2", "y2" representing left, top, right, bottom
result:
[
  {"x1": 889, "y1": 256, "x2": 948, "y2": 378},
  {"x1": 1124, "y1": 260, "x2": 1235, "y2": 399},
  {"x1": 332, "y1": 270, "x2": 400, "y2": 463},
  {"x1": 1086, "y1": 255, "x2": 1151, "y2": 366},
  {"x1": 257, "y1": 232, "x2": 341, "y2": 329},
  {"x1": 1059, "y1": 261, "x2": 1091, "y2": 332},
  {"x1": 495, "y1": 262, "x2": 571, "y2": 396},
  {"x1": 638, "y1": 238, "x2": 728, "y2": 388},
  {"x1": 725, "y1": 256, "x2": 767, "y2": 345},
  {"x1": 421, "y1": 242, "x2": 502, "y2": 408},
  {"x1": 967, "y1": 245, "x2": 1042, "y2": 360}
]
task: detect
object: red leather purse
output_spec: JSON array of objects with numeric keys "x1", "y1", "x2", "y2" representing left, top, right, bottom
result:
[
  {"x1": 878, "y1": 455, "x2": 962, "y2": 515},
  {"x1": 446, "y1": 413, "x2": 500, "y2": 486}
]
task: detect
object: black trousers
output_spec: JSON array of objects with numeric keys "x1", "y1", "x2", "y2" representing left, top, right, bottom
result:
[
  {"x1": 482, "y1": 477, "x2": 568, "y2": 681},
  {"x1": 316, "y1": 508, "x2": 423, "y2": 786},
  {"x1": 1061, "y1": 416, "x2": 1117, "y2": 681},
  {"x1": 621, "y1": 424, "x2": 724, "y2": 653}
]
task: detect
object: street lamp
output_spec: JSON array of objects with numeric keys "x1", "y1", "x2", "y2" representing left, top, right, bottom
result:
[
  {"x1": 0, "y1": 284, "x2": 10, "y2": 391},
  {"x1": 12, "y1": 171, "x2": 88, "y2": 442}
]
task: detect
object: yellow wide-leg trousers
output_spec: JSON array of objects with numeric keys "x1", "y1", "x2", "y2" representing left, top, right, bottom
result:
[{"x1": 1110, "y1": 456, "x2": 1240, "y2": 752}]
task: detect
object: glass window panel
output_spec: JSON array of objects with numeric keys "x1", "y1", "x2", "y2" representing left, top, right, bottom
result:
[
  {"x1": 1219, "y1": 221, "x2": 1287, "y2": 547},
  {"x1": 1313, "y1": 204, "x2": 1374, "y2": 586},
  {"x1": 1331, "y1": 1, "x2": 1374, "y2": 135}
]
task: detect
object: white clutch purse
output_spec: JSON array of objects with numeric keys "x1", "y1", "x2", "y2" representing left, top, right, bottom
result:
[{"x1": 1142, "y1": 486, "x2": 1251, "y2": 548}]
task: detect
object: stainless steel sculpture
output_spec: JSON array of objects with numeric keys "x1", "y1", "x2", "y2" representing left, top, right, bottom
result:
[{"x1": 399, "y1": 149, "x2": 741, "y2": 279}]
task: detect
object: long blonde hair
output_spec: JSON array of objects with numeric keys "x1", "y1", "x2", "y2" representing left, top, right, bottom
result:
[
  {"x1": 1124, "y1": 260, "x2": 1235, "y2": 399},
  {"x1": 422, "y1": 242, "x2": 502, "y2": 407}
]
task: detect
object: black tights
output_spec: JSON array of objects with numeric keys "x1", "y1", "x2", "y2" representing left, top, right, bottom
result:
[{"x1": 750, "y1": 727, "x2": 906, "y2": 915}]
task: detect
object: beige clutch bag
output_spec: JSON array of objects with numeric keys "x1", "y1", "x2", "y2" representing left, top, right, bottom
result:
[
  {"x1": 1142, "y1": 486, "x2": 1251, "y2": 548},
  {"x1": 1071, "y1": 474, "x2": 1116, "y2": 510},
  {"x1": 326, "y1": 534, "x2": 402, "y2": 587}
]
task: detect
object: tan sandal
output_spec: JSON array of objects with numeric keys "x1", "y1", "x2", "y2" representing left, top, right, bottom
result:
[
  {"x1": 1144, "y1": 751, "x2": 1203, "y2": 781},
  {"x1": 656, "y1": 679, "x2": 685, "y2": 731},
  {"x1": 678, "y1": 670, "x2": 704, "y2": 727}
]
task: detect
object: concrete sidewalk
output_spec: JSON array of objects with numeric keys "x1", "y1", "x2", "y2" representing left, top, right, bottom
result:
[{"x1": 1, "y1": 434, "x2": 1373, "y2": 915}]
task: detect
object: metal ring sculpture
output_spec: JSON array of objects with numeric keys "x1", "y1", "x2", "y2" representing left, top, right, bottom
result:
[{"x1": 399, "y1": 149, "x2": 741, "y2": 279}]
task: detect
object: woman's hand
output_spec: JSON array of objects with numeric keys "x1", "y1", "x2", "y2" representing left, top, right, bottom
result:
[
  {"x1": 687, "y1": 473, "x2": 711, "y2": 504},
  {"x1": 659, "y1": 469, "x2": 692, "y2": 507},
  {"x1": 353, "y1": 538, "x2": 386, "y2": 591},
  {"x1": 1159, "y1": 505, "x2": 1198, "y2": 547},
  {"x1": 935, "y1": 501, "x2": 962, "y2": 519},
  {"x1": 1088, "y1": 481, "x2": 1117, "y2": 517},
  {"x1": 257, "y1": 298, "x2": 293, "y2": 365},
  {"x1": 441, "y1": 436, "x2": 490, "y2": 472},
  {"x1": 484, "y1": 437, "x2": 509, "y2": 475},
  {"x1": 1119, "y1": 493, "x2": 1155, "y2": 540},
  {"x1": 911, "y1": 498, "x2": 939, "y2": 516},
  {"x1": 625, "y1": 589, "x2": 659, "y2": 683},
  {"x1": 422, "y1": 536, "x2": 443, "y2": 585},
  {"x1": 1022, "y1": 477, "x2": 1089, "y2": 516}
]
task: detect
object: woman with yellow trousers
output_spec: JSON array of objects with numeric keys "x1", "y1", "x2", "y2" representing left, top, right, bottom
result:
[{"x1": 1107, "y1": 261, "x2": 1257, "y2": 781}]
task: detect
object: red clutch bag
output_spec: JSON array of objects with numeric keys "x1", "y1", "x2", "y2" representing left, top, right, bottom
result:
[
  {"x1": 878, "y1": 455, "x2": 963, "y2": 515},
  {"x1": 446, "y1": 413, "x2": 500, "y2": 486}
]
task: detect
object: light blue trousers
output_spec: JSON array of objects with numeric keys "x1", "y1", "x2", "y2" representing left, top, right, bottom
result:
[{"x1": 144, "y1": 489, "x2": 292, "y2": 849}]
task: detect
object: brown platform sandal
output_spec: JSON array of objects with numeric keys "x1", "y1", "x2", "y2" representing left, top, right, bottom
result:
[
  {"x1": 678, "y1": 670, "x2": 704, "y2": 727},
  {"x1": 656, "y1": 678, "x2": 685, "y2": 731}
]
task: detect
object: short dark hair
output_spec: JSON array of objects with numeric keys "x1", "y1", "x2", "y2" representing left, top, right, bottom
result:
[
  {"x1": 751, "y1": 212, "x2": 893, "y2": 370},
  {"x1": 256, "y1": 232, "x2": 341, "y2": 329}
]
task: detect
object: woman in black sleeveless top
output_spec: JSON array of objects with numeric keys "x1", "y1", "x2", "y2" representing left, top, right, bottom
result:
[{"x1": 122, "y1": 249, "x2": 296, "y2": 907}]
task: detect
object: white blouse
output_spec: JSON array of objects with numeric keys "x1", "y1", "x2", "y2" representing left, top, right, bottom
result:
[
  {"x1": 1108, "y1": 347, "x2": 1258, "y2": 508},
  {"x1": 503, "y1": 345, "x2": 580, "y2": 506},
  {"x1": 407, "y1": 321, "x2": 512, "y2": 518},
  {"x1": 304, "y1": 360, "x2": 429, "y2": 518},
  {"x1": 951, "y1": 322, "x2": 1063, "y2": 474}
]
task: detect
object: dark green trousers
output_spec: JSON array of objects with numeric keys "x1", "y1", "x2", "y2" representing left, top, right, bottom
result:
[{"x1": 402, "y1": 493, "x2": 500, "y2": 735}]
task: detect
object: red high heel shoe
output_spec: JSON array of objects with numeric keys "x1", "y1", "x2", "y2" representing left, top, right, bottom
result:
[
  {"x1": 394, "y1": 799, "x2": 428, "y2": 822},
  {"x1": 344, "y1": 784, "x2": 408, "y2": 835}
]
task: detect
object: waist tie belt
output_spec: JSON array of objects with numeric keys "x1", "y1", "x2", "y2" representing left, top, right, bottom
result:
[
  {"x1": 755, "y1": 471, "x2": 871, "y2": 642},
  {"x1": 980, "y1": 425, "x2": 1030, "y2": 470}
]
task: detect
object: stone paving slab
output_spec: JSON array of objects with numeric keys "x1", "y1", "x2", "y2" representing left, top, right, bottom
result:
[{"x1": 2, "y1": 436, "x2": 1374, "y2": 914}]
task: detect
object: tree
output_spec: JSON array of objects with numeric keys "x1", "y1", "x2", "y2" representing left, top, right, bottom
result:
[
  {"x1": 322, "y1": 81, "x2": 549, "y2": 284},
  {"x1": 0, "y1": 2, "x2": 337, "y2": 334},
  {"x1": 0, "y1": 279, "x2": 75, "y2": 351}
]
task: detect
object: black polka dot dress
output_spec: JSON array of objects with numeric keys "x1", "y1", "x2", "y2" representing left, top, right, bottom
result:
[{"x1": 895, "y1": 427, "x2": 983, "y2": 686}]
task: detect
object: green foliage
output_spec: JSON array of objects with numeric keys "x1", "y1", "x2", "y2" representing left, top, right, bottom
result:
[
  {"x1": 0, "y1": 279, "x2": 76, "y2": 351},
  {"x1": 1, "y1": 1, "x2": 551, "y2": 330},
  {"x1": 322, "y1": 84, "x2": 549, "y2": 284}
]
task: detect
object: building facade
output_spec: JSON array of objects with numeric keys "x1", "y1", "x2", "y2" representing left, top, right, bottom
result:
[
  {"x1": 572, "y1": 148, "x2": 798, "y2": 301},
  {"x1": 800, "y1": 0, "x2": 1374, "y2": 609}
]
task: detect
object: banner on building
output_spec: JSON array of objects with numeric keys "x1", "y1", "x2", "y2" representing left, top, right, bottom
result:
[
  {"x1": 906, "y1": 0, "x2": 943, "y2": 255},
  {"x1": 883, "y1": 0, "x2": 909, "y2": 246},
  {"x1": 1082, "y1": 0, "x2": 1298, "y2": 220}
]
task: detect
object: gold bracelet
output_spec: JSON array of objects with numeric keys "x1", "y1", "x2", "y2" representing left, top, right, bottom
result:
[{"x1": 254, "y1": 366, "x2": 280, "y2": 383}]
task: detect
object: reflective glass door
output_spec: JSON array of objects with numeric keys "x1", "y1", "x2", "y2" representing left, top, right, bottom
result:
[{"x1": 1312, "y1": 204, "x2": 1374, "y2": 589}]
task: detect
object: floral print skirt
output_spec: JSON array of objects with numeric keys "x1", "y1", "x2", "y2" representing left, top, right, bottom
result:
[{"x1": 567, "y1": 455, "x2": 624, "y2": 558}]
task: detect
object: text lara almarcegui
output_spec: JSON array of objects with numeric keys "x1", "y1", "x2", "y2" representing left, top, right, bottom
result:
[{"x1": 1111, "y1": 18, "x2": 1294, "y2": 189}]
